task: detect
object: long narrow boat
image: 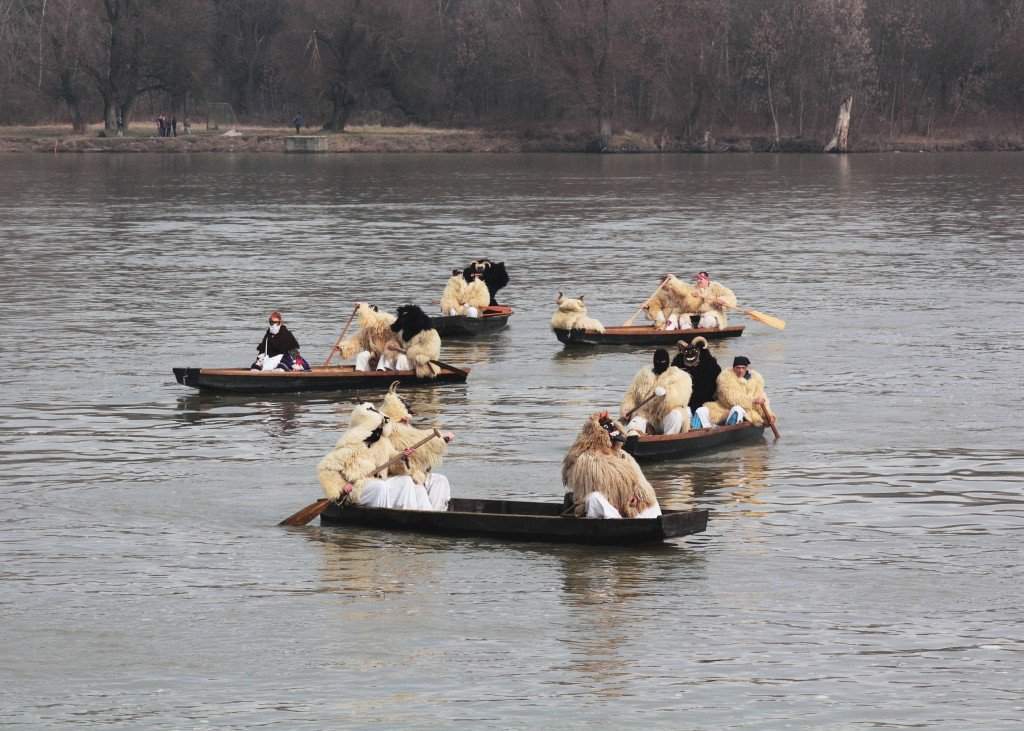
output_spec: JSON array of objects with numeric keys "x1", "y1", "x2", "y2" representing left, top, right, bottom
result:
[
  {"x1": 554, "y1": 324, "x2": 744, "y2": 347},
  {"x1": 173, "y1": 364, "x2": 469, "y2": 393},
  {"x1": 430, "y1": 305, "x2": 513, "y2": 337},
  {"x1": 319, "y1": 497, "x2": 708, "y2": 545},
  {"x1": 624, "y1": 422, "x2": 765, "y2": 462}
]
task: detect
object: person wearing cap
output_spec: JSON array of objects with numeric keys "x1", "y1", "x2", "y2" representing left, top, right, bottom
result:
[
  {"x1": 620, "y1": 348, "x2": 693, "y2": 436},
  {"x1": 692, "y1": 271, "x2": 737, "y2": 329},
  {"x1": 251, "y1": 311, "x2": 310, "y2": 371},
  {"x1": 702, "y1": 355, "x2": 775, "y2": 427}
]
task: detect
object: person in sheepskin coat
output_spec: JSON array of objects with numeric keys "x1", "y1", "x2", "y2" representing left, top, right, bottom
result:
[
  {"x1": 391, "y1": 304, "x2": 442, "y2": 378},
  {"x1": 562, "y1": 412, "x2": 661, "y2": 519},
  {"x1": 620, "y1": 348, "x2": 693, "y2": 435},
  {"x1": 316, "y1": 403, "x2": 432, "y2": 510},
  {"x1": 702, "y1": 355, "x2": 776, "y2": 427},
  {"x1": 337, "y1": 302, "x2": 408, "y2": 371},
  {"x1": 550, "y1": 293, "x2": 605, "y2": 332},
  {"x1": 379, "y1": 381, "x2": 454, "y2": 511},
  {"x1": 672, "y1": 337, "x2": 721, "y2": 428},
  {"x1": 644, "y1": 275, "x2": 703, "y2": 330},
  {"x1": 460, "y1": 271, "x2": 491, "y2": 317},
  {"x1": 439, "y1": 268, "x2": 468, "y2": 316},
  {"x1": 691, "y1": 270, "x2": 738, "y2": 328},
  {"x1": 463, "y1": 258, "x2": 510, "y2": 306}
]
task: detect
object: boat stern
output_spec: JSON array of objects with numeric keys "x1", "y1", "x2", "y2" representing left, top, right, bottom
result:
[{"x1": 172, "y1": 367, "x2": 201, "y2": 388}]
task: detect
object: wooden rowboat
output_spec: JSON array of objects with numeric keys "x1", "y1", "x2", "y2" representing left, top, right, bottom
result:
[
  {"x1": 172, "y1": 364, "x2": 469, "y2": 393},
  {"x1": 624, "y1": 422, "x2": 766, "y2": 462},
  {"x1": 319, "y1": 497, "x2": 708, "y2": 545},
  {"x1": 430, "y1": 305, "x2": 513, "y2": 337},
  {"x1": 554, "y1": 323, "x2": 744, "y2": 347}
]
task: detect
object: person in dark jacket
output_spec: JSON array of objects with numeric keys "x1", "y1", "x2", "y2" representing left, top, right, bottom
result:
[{"x1": 251, "y1": 310, "x2": 310, "y2": 371}]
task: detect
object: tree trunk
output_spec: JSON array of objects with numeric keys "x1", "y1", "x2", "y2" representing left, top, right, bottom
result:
[
  {"x1": 824, "y1": 95, "x2": 853, "y2": 152},
  {"x1": 765, "y1": 64, "x2": 780, "y2": 151}
]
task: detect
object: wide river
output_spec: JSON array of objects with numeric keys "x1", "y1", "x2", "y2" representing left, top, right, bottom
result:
[{"x1": 1, "y1": 152, "x2": 1022, "y2": 729}]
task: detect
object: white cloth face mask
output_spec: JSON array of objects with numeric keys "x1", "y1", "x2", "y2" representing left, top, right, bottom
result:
[{"x1": 269, "y1": 324, "x2": 281, "y2": 335}]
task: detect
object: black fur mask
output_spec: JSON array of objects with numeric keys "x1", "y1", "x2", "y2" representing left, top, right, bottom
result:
[
  {"x1": 391, "y1": 304, "x2": 434, "y2": 341},
  {"x1": 653, "y1": 348, "x2": 670, "y2": 375},
  {"x1": 462, "y1": 258, "x2": 509, "y2": 305}
]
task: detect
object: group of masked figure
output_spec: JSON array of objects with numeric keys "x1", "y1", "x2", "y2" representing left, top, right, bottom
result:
[
  {"x1": 439, "y1": 258, "x2": 510, "y2": 317},
  {"x1": 560, "y1": 340, "x2": 776, "y2": 520},
  {"x1": 317, "y1": 383, "x2": 455, "y2": 512},
  {"x1": 644, "y1": 270, "x2": 738, "y2": 330}
]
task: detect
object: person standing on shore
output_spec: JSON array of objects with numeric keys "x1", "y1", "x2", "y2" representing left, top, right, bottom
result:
[
  {"x1": 292, "y1": 113, "x2": 304, "y2": 134},
  {"x1": 171, "y1": 116, "x2": 177, "y2": 137}
]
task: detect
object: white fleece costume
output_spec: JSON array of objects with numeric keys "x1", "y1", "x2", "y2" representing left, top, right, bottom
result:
[
  {"x1": 338, "y1": 303, "x2": 409, "y2": 372},
  {"x1": 620, "y1": 364, "x2": 693, "y2": 435},
  {"x1": 379, "y1": 383, "x2": 451, "y2": 511},
  {"x1": 316, "y1": 404, "x2": 431, "y2": 510},
  {"x1": 550, "y1": 294, "x2": 605, "y2": 332}
]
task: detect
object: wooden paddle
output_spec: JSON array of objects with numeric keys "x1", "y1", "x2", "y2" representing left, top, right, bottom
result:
[
  {"x1": 323, "y1": 304, "x2": 359, "y2": 366},
  {"x1": 623, "y1": 386, "x2": 666, "y2": 421},
  {"x1": 757, "y1": 403, "x2": 780, "y2": 439},
  {"x1": 623, "y1": 277, "x2": 671, "y2": 327},
  {"x1": 725, "y1": 303, "x2": 786, "y2": 330},
  {"x1": 279, "y1": 429, "x2": 443, "y2": 526}
]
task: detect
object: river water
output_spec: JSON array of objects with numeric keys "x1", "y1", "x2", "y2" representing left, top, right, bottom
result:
[{"x1": 1, "y1": 152, "x2": 1022, "y2": 729}]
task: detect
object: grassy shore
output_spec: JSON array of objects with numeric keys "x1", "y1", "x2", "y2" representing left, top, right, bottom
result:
[{"x1": 1, "y1": 122, "x2": 1021, "y2": 153}]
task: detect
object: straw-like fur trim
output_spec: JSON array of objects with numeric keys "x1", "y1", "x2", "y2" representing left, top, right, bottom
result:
[{"x1": 562, "y1": 415, "x2": 657, "y2": 518}]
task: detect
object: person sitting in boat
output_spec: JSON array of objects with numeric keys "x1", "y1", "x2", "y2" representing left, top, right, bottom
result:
[
  {"x1": 673, "y1": 337, "x2": 721, "y2": 429},
  {"x1": 702, "y1": 356, "x2": 776, "y2": 427},
  {"x1": 620, "y1": 348, "x2": 693, "y2": 436},
  {"x1": 317, "y1": 403, "x2": 434, "y2": 510},
  {"x1": 644, "y1": 274, "x2": 703, "y2": 330},
  {"x1": 463, "y1": 258, "x2": 510, "y2": 306},
  {"x1": 550, "y1": 293, "x2": 605, "y2": 332},
  {"x1": 380, "y1": 381, "x2": 454, "y2": 511},
  {"x1": 391, "y1": 305, "x2": 442, "y2": 378},
  {"x1": 440, "y1": 268, "x2": 468, "y2": 316},
  {"x1": 691, "y1": 270, "x2": 737, "y2": 329},
  {"x1": 562, "y1": 412, "x2": 661, "y2": 519},
  {"x1": 460, "y1": 269, "x2": 491, "y2": 318},
  {"x1": 250, "y1": 310, "x2": 311, "y2": 371},
  {"x1": 336, "y1": 302, "x2": 409, "y2": 372}
]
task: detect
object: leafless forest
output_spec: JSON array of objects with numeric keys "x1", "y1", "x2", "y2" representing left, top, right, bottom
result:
[{"x1": 1, "y1": 0, "x2": 1022, "y2": 145}]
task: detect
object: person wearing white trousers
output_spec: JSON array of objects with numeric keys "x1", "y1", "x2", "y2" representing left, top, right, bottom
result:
[
  {"x1": 355, "y1": 350, "x2": 411, "y2": 372},
  {"x1": 625, "y1": 407, "x2": 689, "y2": 436},
  {"x1": 583, "y1": 491, "x2": 662, "y2": 519}
]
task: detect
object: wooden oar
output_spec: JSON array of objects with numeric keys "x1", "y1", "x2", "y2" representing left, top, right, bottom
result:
[
  {"x1": 623, "y1": 386, "x2": 666, "y2": 421},
  {"x1": 279, "y1": 429, "x2": 442, "y2": 526},
  {"x1": 758, "y1": 403, "x2": 780, "y2": 439},
  {"x1": 725, "y1": 303, "x2": 786, "y2": 330},
  {"x1": 623, "y1": 277, "x2": 670, "y2": 327},
  {"x1": 323, "y1": 305, "x2": 359, "y2": 366}
]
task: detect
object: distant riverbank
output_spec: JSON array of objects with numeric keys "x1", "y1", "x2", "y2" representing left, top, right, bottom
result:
[{"x1": 1, "y1": 123, "x2": 1021, "y2": 153}]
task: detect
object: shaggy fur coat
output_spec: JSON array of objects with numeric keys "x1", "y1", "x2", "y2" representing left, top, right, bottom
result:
[
  {"x1": 339, "y1": 304, "x2": 402, "y2": 361},
  {"x1": 672, "y1": 337, "x2": 721, "y2": 410},
  {"x1": 643, "y1": 276, "x2": 703, "y2": 328},
  {"x1": 550, "y1": 294, "x2": 605, "y2": 332},
  {"x1": 620, "y1": 365, "x2": 693, "y2": 429},
  {"x1": 562, "y1": 414, "x2": 658, "y2": 518},
  {"x1": 440, "y1": 272, "x2": 468, "y2": 315},
  {"x1": 317, "y1": 404, "x2": 397, "y2": 502},
  {"x1": 703, "y1": 367, "x2": 775, "y2": 426},
  {"x1": 392, "y1": 305, "x2": 442, "y2": 378},
  {"x1": 462, "y1": 278, "x2": 491, "y2": 310},
  {"x1": 379, "y1": 384, "x2": 448, "y2": 485},
  {"x1": 693, "y1": 281, "x2": 737, "y2": 328}
]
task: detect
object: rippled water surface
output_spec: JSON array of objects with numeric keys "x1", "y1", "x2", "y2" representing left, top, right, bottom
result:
[{"x1": 1, "y1": 152, "x2": 1023, "y2": 729}]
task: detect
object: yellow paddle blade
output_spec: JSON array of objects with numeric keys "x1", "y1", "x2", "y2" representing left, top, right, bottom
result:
[{"x1": 743, "y1": 308, "x2": 786, "y2": 330}]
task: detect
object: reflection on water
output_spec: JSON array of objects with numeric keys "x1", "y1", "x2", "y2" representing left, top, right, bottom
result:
[{"x1": 2, "y1": 153, "x2": 1023, "y2": 729}]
